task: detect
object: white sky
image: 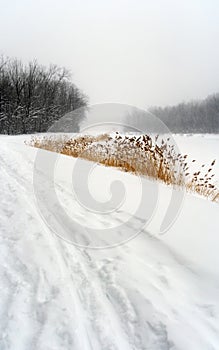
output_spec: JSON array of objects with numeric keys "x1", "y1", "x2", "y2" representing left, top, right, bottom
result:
[{"x1": 1, "y1": 0, "x2": 219, "y2": 108}]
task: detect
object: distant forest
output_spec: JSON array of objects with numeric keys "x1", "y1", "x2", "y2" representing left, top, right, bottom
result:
[
  {"x1": 1, "y1": 55, "x2": 219, "y2": 135},
  {"x1": 0, "y1": 56, "x2": 87, "y2": 134},
  {"x1": 127, "y1": 94, "x2": 219, "y2": 134},
  {"x1": 149, "y1": 94, "x2": 219, "y2": 133}
]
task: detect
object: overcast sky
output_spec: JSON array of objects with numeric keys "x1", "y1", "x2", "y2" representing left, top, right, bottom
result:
[{"x1": 1, "y1": 0, "x2": 219, "y2": 109}]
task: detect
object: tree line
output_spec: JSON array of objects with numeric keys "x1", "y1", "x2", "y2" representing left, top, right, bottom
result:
[
  {"x1": 0, "y1": 56, "x2": 88, "y2": 134},
  {"x1": 126, "y1": 94, "x2": 219, "y2": 133}
]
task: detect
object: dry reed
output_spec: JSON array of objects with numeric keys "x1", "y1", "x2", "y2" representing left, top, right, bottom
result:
[{"x1": 27, "y1": 133, "x2": 219, "y2": 203}]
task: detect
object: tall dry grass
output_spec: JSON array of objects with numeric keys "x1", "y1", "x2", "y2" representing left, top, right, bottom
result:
[{"x1": 27, "y1": 133, "x2": 219, "y2": 203}]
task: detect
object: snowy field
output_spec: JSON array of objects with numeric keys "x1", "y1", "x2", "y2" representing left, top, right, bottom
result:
[{"x1": 0, "y1": 134, "x2": 219, "y2": 350}]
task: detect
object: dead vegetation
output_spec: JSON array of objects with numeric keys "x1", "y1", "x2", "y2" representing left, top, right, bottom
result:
[{"x1": 27, "y1": 133, "x2": 219, "y2": 203}]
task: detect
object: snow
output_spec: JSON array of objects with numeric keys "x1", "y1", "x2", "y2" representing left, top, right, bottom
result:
[{"x1": 0, "y1": 134, "x2": 219, "y2": 350}]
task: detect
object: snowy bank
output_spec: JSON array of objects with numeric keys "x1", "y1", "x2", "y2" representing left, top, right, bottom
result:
[{"x1": 0, "y1": 134, "x2": 219, "y2": 350}]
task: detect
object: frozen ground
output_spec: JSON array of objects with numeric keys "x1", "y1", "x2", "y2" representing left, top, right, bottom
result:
[{"x1": 0, "y1": 134, "x2": 219, "y2": 350}]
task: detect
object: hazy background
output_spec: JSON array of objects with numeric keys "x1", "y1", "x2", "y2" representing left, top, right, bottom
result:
[{"x1": 1, "y1": 0, "x2": 219, "y2": 109}]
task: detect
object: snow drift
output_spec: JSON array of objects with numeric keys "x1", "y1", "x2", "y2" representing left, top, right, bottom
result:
[{"x1": 0, "y1": 134, "x2": 219, "y2": 350}]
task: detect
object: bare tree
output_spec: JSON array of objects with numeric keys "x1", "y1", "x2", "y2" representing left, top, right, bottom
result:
[
  {"x1": 129, "y1": 94, "x2": 219, "y2": 133},
  {"x1": 0, "y1": 56, "x2": 88, "y2": 134}
]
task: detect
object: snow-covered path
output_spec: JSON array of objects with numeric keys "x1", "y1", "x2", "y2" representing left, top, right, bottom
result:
[{"x1": 0, "y1": 136, "x2": 219, "y2": 350}]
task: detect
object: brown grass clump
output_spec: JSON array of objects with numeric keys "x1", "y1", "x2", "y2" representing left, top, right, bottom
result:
[
  {"x1": 26, "y1": 134, "x2": 69, "y2": 153},
  {"x1": 186, "y1": 160, "x2": 219, "y2": 202},
  {"x1": 27, "y1": 133, "x2": 219, "y2": 203}
]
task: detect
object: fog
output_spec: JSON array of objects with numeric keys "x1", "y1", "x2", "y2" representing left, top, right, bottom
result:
[{"x1": 1, "y1": 0, "x2": 219, "y2": 109}]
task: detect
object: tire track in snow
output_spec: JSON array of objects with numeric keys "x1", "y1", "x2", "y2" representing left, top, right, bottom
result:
[{"x1": 59, "y1": 241, "x2": 131, "y2": 350}]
